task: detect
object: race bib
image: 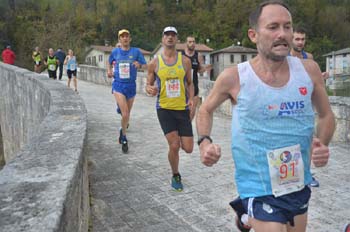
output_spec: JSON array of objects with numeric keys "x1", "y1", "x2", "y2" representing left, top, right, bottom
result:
[
  {"x1": 166, "y1": 79, "x2": 180, "y2": 98},
  {"x1": 48, "y1": 64, "x2": 56, "y2": 71},
  {"x1": 119, "y1": 63, "x2": 130, "y2": 79},
  {"x1": 69, "y1": 63, "x2": 76, "y2": 71},
  {"x1": 35, "y1": 61, "x2": 39, "y2": 65},
  {"x1": 267, "y1": 144, "x2": 304, "y2": 197}
]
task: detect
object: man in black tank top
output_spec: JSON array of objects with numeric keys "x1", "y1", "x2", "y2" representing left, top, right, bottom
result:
[{"x1": 182, "y1": 36, "x2": 212, "y2": 120}]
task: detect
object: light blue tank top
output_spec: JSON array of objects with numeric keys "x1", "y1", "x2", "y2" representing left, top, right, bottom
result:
[
  {"x1": 67, "y1": 56, "x2": 77, "y2": 71},
  {"x1": 233, "y1": 56, "x2": 314, "y2": 199}
]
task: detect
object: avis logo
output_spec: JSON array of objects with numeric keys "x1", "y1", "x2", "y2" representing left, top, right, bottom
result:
[{"x1": 278, "y1": 101, "x2": 305, "y2": 116}]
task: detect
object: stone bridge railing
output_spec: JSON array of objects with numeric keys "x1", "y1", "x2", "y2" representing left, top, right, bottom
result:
[
  {"x1": 0, "y1": 63, "x2": 89, "y2": 232},
  {"x1": 78, "y1": 64, "x2": 349, "y2": 144}
]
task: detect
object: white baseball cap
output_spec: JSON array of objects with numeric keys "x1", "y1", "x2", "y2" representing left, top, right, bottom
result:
[{"x1": 163, "y1": 26, "x2": 177, "y2": 34}]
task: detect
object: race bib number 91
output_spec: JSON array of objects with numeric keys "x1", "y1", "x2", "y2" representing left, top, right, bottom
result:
[{"x1": 267, "y1": 144, "x2": 304, "y2": 197}]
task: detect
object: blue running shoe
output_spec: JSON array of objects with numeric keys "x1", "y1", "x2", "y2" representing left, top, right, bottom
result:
[
  {"x1": 171, "y1": 174, "x2": 183, "y2": 192},
  {"x1": 121, "y1": 136, "x2": 128, "y2": 153},
  {"x1": 309, "y1": 176, "x2": 320, "y2": 187}
]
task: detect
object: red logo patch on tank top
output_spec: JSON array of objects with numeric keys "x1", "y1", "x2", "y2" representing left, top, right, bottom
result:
[{"x1": 299, "y1": 87, "x2": 307, "y2": 95}]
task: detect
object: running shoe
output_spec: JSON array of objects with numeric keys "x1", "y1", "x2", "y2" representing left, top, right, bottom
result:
[
  {"x1": 121, "y1": 136, "x2": 128, "y2": 153},
  {"x1": 229, "y1": 197, "x2": 251, "y2": 232},
  {"x1": 171, "y1": 174, "x2": 183, "y2": 192},
  {"x1": 344, "y1": 223, "x2": 350, "y2": 232},
  {"x1": 309, "y1": 176, "x2": 320, "y2": 187}
]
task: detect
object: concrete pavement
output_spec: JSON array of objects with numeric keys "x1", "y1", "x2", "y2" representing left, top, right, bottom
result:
[{"x1": 72, "y1": 79, "x2": 349, "y2": 232}]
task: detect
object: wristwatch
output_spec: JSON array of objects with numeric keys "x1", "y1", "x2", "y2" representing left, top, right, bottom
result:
[{"x1": 197, "y1": 135, "x2": 213, "y2": 146}]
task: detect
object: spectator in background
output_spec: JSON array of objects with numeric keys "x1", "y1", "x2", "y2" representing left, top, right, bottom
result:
[
  {"x1": 1, "y1": 45, "x2": 16, "y2": 65},
  {"x1": 54, "y1": 48, "x2": 66, "y2": 80}
]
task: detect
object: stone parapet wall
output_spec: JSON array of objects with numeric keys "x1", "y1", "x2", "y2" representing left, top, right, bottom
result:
[
  {"x1": 0, "y1": 63, "x2": 89, "y2": 232},
  {"x1": 328, "y1": 96, "x2": 350, "y2": 143},
  {"x1": 77, "y1": 65, "x2": 147, "y2": 93}
]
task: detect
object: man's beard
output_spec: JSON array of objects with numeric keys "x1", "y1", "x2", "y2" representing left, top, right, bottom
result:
[
  {"x1": 293, "y1": 46, "x2": 303, "y2": 52},
  {"x1": 266, "y1": 53, "x2": 286, "y2": 62},
  {"x1": 187, "y1": 46, "x2": 195, "y2": 51}
]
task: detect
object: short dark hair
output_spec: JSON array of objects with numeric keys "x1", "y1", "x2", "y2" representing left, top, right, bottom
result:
[
  {"x1": 249, "y1": 0, "x2": 290, "y2": 29},
  {"x1": 293, "y1": 26, "x2": 307, "y2": 34}
]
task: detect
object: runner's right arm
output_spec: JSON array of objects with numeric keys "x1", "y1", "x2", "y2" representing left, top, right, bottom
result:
[
  {"x1": 196, "y1": 67, "x2": 239, "y2": 166},
  {"x1": 146, "y1": 58, "x2": 158, "y2": 96}
]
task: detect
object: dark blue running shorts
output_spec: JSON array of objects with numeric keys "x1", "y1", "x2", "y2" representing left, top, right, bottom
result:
[
  {"x1": 112, "y1": 81, "x2": 136, "y2": 100},
  {"x1": 241, "y1": 186, "x2": 311, "y2": 226}
]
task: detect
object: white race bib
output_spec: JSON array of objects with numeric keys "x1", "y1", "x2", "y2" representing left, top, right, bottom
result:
[
  {"x1": 48, "y1": 64, "x2": 56, "y2": 71},
  {"x1": 166, "y1": 79, "x2": 180, "y2": 98},
  {"x1": 267, "y1": 144, "x2": 304, "y2": 197},
  {"x1": 69, "y1": 63, "x2": 76, "y2": 71},
  {"x1": 119, "y1": 63, "x2": 130, "y2": 79}
]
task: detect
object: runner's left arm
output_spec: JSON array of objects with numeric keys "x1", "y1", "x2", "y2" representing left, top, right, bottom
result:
[
  {"x1": 183, "y1": 55, "x2": 194, "y2": 109},
  {"x1": 145, "y1": 58, "x2": 158, "y2": 96},
  {"x1": 304, "y1": 60, "x2": 335, "y2": 167},
  {"x1": 133, "y1": 49, "x2": 147, "y2": 70}
]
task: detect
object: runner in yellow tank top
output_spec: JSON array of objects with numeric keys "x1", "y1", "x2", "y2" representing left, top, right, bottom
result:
[
  {"x1": 146, "y1": 26, "x2": 194, "y2": 192},
  {"x1": 156, "y1": 52, "x2": 188, "y2": 110}
]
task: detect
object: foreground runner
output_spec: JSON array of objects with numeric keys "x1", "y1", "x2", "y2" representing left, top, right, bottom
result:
[
  {"x1": 196, "y1": 1, "x2": 335, "y2": 231},
  {"x1": 107, "y1": 29, "x2": 147, "y2": 153},
  {"x1": 146, "y1": 26, "x2": 194, "y2": 192}
]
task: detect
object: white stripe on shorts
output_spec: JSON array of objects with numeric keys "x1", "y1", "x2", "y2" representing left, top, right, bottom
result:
[{"x1": 248, "y1": 197, "x2": 255, "y2": 218}]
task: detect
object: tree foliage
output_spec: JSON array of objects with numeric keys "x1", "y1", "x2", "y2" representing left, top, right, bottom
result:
[{"x1": 1, "y1": 0, "x2": 349, "y2": 71}]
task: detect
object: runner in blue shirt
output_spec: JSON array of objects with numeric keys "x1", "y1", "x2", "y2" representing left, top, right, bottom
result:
[
  {"x1": 107, "y1": 29, "x2": 147, "y2": 153},
  {"x1": 196, "y1": 2, "x2": 335, "y2": 232}
]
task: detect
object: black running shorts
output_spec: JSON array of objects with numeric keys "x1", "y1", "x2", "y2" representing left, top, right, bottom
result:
[
  {"x1": 157, "y1": 108, "x2": 193, "y2": 136},
  {"x1": 67, "y1": 69, "x2": 77, "y2": 79}
]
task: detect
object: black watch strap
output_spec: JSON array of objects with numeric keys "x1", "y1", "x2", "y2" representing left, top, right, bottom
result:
[{"x1": 197, "y1": 135, "x2": 213, "y2": 146}]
